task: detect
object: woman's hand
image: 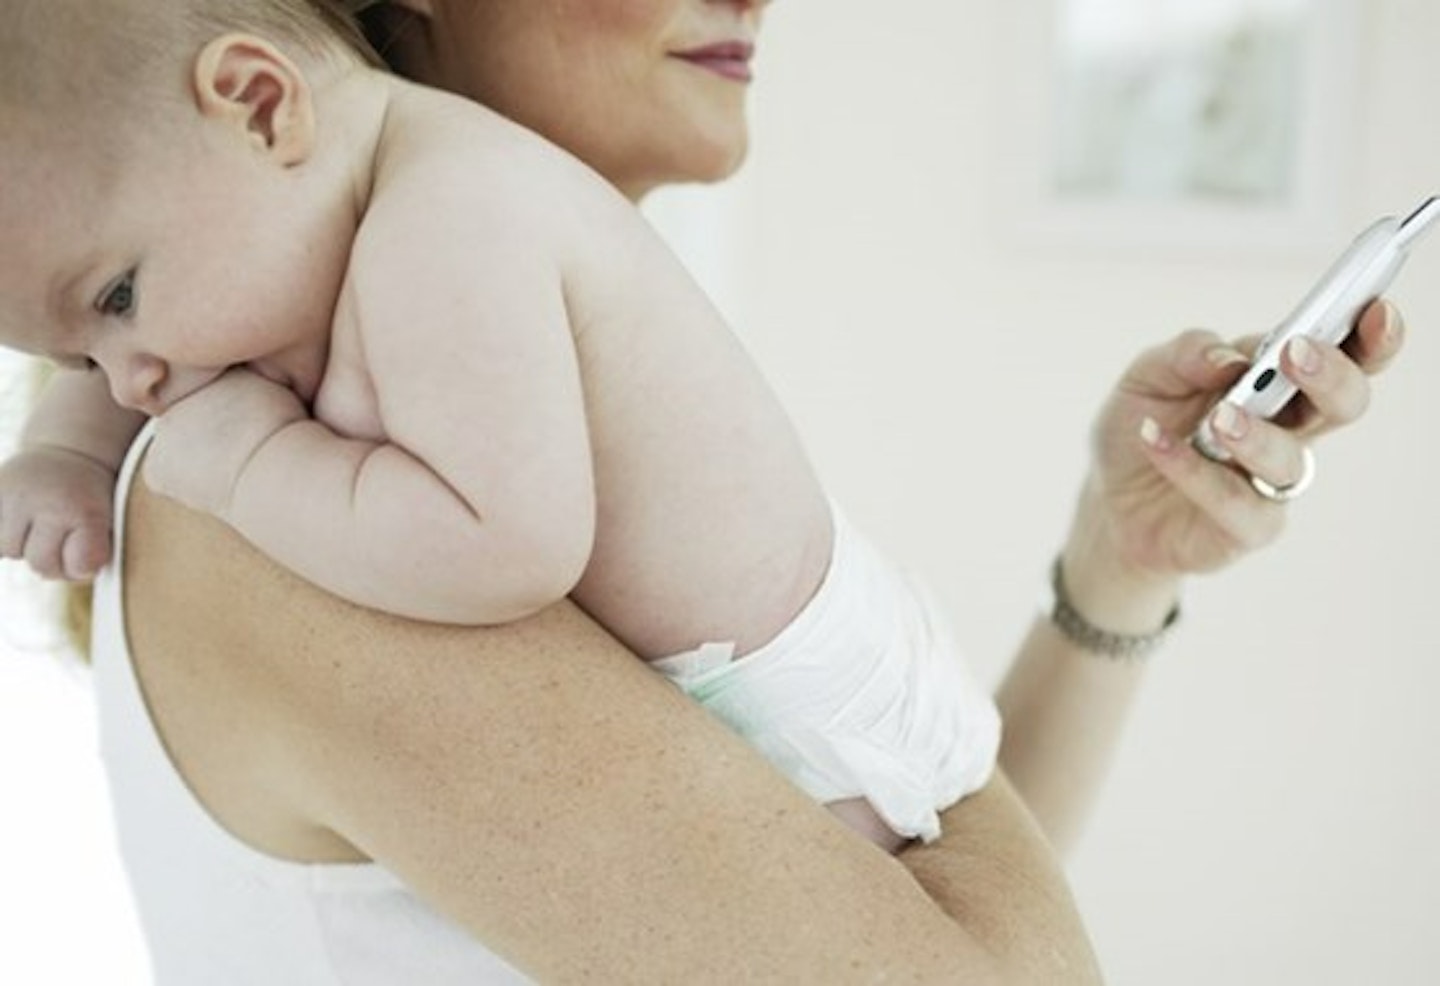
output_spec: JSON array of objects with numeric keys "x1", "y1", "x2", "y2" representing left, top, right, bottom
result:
[
  {"x1": 145, "y1": 367, "x2": 308, "y2": 519},
  {"x1": 1070, "y1": 299, "x2": 1404, "y2": 606}
]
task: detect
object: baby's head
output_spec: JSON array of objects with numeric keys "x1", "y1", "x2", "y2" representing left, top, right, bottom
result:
[
  {"x1": 1, "y1": 0, "x2": 372, "y2": 122},
  {"x1": 0, "y1": 0, "x2": 373, "y2": 413}
]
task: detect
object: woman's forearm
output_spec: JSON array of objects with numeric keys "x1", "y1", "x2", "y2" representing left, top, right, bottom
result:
[
  {"x1": 125, "y1": 480, "x2": 1103, "y2": 982},
  {"x1": 899, "y1": 772, "x2": 1105, "y2": 985},
  {"x1": 997, "y1": 489, "x2": 1177, "y2": 859},
  {"x1": 996, "y1": 615, "x2": 1150, "y2": 859}
]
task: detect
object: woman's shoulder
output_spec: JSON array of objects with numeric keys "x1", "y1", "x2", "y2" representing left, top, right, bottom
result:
[{"x1": 120, "y1": 476, "x2": 367, "y2": 861}]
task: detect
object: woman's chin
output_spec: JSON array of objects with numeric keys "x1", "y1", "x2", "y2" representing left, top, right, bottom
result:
[{"x1": 650, "y1": 138, "x2": 751, "y2": 192}]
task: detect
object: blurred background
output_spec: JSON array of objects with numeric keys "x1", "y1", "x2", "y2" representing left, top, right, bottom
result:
[{"x1": 4, "y1": 1, "x2": 1438, "y2": 982}]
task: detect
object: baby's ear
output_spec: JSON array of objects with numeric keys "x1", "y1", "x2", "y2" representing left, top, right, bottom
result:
[{"x1": 192, "y1": 34, "x2": 314, "y2": 166}]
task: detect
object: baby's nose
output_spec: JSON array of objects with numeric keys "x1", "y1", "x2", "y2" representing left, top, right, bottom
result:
[{"x1": 107, "y1": 355, "x2": 169, "y2": 415}]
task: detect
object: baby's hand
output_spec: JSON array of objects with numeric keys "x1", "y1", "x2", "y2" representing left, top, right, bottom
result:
[
  {"x1": 0, "y1": 446, "x2": 117, "y2": 581},
  {"x1": 145, "y1": 367, "x2": 307, "y2": 518}
]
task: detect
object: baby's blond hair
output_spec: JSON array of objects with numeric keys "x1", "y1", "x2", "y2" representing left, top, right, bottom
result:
[{"x1": 0, "y1": 0, "x2": 376, "y2": 125}]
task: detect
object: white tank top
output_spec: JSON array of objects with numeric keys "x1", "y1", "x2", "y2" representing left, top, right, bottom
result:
[{"x1": 91, "y1": 425, "x2": 532, "y2": 984}]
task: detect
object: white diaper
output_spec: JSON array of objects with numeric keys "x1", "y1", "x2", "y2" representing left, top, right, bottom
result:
[{"x1": 652, "y1": 508, "x2": 1000, "y2": 843}]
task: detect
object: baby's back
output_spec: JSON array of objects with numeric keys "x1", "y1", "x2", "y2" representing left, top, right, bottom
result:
[{"x1": 367, "y1": 79, "x2": 833, "y2": 661}]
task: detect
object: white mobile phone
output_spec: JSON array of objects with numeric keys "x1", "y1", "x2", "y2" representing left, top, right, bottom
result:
[{"x1": 1193, "y1": 195, "x2": 1440, "y2": 461}]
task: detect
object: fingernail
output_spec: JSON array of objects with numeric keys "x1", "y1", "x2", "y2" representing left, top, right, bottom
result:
[
  {"x1": 1289, "y1": 335, "x2": 1321, "y2": 375},
  {"x1": 1206, "y1": 345, "x2": 1249, "y2": 369},
  {"x1": 1382, "y1": 300, "x2": 1404, "y2": 346},
  {"x1": 1213, "y1": 402, "x2": 1247, "y2": 440},
  {"x1": 1139, "y1": 416, "x2": 1170, "y2": 451}
]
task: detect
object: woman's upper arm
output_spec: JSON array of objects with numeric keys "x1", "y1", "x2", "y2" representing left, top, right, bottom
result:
[{"x1": 123, "y1": 479, "x2": 1090, "y2": 983}]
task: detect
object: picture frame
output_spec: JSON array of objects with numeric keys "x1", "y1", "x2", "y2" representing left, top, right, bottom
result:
[{"x1": 999, "y1": 0, "x2": 1365, "y2": 257}]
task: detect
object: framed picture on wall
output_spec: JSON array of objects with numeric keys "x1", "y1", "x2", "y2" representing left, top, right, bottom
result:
[{"x1": 1000, "y1": 0, "x2": 1364, "y2": 256}]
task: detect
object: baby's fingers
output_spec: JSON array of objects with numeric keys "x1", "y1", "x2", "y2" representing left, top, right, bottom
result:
[
  {"x1": 18, "y1": 517, "x2": 71, "y2": 580},
  {"x1": 60, "y1": 525, "x2": 112, "y2": 581},
  {"x1": 3, "y1": 514, "x2": 109, "y2": 582},
  {"x1": 0, "y1": 497, "x2": 29, "y2": 562}
]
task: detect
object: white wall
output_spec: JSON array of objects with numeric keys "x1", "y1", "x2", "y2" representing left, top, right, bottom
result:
[
  {"x1": 3, "y1": 2, "x2": 1438, "y2": 982},
  {"x1": 0, "y1": 352, "x2": 152, "y2": 983},
  {"x1": 726, "y1": 1, "x2": 1440, "y2": 983}
]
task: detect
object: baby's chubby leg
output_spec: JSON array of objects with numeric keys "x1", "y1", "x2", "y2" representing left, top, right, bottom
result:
[
  {"x1": 652, "y1": 632, "x2": 999, "y2": 856},
  {"x1": 650, "y1": 513, "x2": 1002, "y2": 857},
  {"x1": 652, "y1": 641, "x2": 919, "y2": 853}
]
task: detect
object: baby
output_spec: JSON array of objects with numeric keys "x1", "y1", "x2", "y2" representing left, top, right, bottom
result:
[{"x1": 0, "y1": 0, "x2": 998, "y2": 850}]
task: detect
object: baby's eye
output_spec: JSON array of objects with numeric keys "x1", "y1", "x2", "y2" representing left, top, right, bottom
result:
[
  {"x1": 53, "y1": 356, "x2": 99, "y2": 373},
  {"x1": 96, "y1": 268, "x2": 138, "y2": 319}
]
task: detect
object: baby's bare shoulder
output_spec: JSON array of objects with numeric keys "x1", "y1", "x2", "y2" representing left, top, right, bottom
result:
[
  {"x1": 347, "y1": 87, "x2": 650, "y2": 323},
  {"x1": 373, "y1": 80, "x2": 619, "y2": 226}
]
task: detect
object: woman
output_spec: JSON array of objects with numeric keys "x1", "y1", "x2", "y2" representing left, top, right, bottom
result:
[
  {"x1": 90, "y1": 0, "x2": 1401, "y2": 981},
  {"x1": 349, "y1": 0, "x2": 1402, "y2": 854}
]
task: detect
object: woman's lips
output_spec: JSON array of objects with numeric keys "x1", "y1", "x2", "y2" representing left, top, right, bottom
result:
[{"x1": 672, "y1": 41, "x2": 755, "y2": 82}]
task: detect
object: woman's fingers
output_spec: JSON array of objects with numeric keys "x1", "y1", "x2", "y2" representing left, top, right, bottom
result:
[
  {"x1": 1200, "y1": 402, "x2": 1312, "y2": 497},
  {"x1": 1120, "y1": 328, "x2": 1248, "y2": 401},
  {"x1": 1342, "y1": 297, "x2": 1406, "y2": 375},
  {"x1": 1138, "y1": 417, "x2": 1288, "y2": 560},
  {"x1": 1272, "y1": 299, "x2": 1403, "y2": 434}
]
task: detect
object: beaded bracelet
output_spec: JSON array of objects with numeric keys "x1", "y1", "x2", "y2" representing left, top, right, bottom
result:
[{"x1": 1047, "y1": 556, "x2": 1180, "y2": 659}]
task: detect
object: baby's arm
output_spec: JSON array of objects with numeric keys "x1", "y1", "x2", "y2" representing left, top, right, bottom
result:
[
  {"x1": 148, "y1": 354, "x2": 592, "y2": 625},
  {"x1": 147, "y1": 196, "x2": 596, "y2": 625},
  {"x1": 0, "y1": 369, "x2": 145, "y2": 579}
]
